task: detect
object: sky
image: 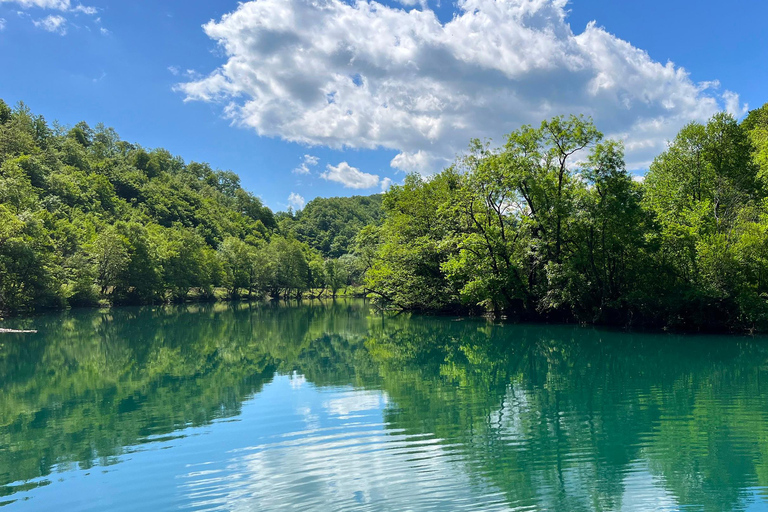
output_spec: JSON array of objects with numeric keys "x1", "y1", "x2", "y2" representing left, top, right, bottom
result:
[{"x1": 0, "y1": 0, "x2": 766, "y2": 211}]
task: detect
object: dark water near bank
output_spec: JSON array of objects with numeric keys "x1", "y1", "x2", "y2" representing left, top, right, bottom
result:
[{"x1": 1, "y1": 301, "x2": 768, "y2": 511}]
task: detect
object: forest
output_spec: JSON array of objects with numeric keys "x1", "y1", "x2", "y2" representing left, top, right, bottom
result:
[
  {"x1": 362, "y1": 105, "x2": 768, "y2": 331},
  {"x1": 0, "y1": 99, "x2": 374, "y2": 313},
  {"x1": 2, "y1": 98, "x2": 768, "y2": 330}
]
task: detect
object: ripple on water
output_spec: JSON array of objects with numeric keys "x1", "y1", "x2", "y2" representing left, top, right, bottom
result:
[{"x1": 3, "y1": 303, "x2": 768, "y2": 512}]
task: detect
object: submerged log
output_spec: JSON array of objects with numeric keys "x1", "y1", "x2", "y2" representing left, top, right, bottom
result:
[{"x1": 0, "y1": 328, "x2": 37, "y2": 333}]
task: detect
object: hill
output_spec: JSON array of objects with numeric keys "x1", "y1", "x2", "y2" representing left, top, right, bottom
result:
[{"x1": 278, "y1": 195, "x2": 383, "y2": 258}]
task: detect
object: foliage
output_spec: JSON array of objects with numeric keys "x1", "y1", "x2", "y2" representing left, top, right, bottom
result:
[
  {"x1": 278, "y1": 194, "x2": 383, "y2": 257},
  {"x1": 364, "y1": 110, "x2": 768, "y2": 330},
  {"x1": 5, "y1": 96, "x2": 768, "y2": 330},
  {"x1": 0, "y1": 99, "x2": 357, "y2": 312}
]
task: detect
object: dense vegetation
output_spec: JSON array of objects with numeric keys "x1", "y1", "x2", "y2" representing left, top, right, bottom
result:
[
  {"x1": 3, "y1": 97, "x2": 768, "y2": 330},
  {"x1": 361, "y1": 106, "x2": 768, "y2": 331},
  {"x1": 0, "y1": 100, "x2": 367, "y2": 313},
  {"x1": 277, "y1": 194, "x2": 383, "y2": 257}
]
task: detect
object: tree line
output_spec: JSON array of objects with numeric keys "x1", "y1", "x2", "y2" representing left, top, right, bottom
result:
[
  {"x1": 4, "y1": 96, "x2": 768, "y2": 330},
  {"x1": 0, "y1": 99, "x2": 366, "y2": 313},
  {"x1": 361, "y1": 105, "x2": 768, "y2": 331}
]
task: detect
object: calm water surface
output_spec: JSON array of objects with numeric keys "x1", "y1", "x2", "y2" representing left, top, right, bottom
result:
[{"x1": 1, "y1": 300, "x2": 768, "y2": 511}]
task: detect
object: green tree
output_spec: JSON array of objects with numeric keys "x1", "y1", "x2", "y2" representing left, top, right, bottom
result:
[
  {"x1": 91, "y1": 227, "x2": 130, "y2": 296},
  {"x1": 324, "y1": 259, "x2": 348, "y2": 298},
  {"x1": 218, "y1": 237, "x2": 254, "y2": 298}
]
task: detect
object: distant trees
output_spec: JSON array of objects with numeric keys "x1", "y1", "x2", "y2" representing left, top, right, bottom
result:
[
  {"x1": 0, "y1": 99, "x2": 363, "y2": 313},
  {"x1": 278, "y1": 194, "x2": 383, "y2": 257},
  {"x1": 642, "y1": 112, "x2": 766, "y2": 328}
]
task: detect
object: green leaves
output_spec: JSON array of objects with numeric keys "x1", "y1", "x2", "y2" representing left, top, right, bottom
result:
[
  {"x1": 363, "y1": 108, "x2": 768, "y2": 330},
  {"x1": 280, "y1": 195, "x2": 384, "y2": 258},
  {"x1": 0, "y1": 99, "x2": 330, "y2": 312}
]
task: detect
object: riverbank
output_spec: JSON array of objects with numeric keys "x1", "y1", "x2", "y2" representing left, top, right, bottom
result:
[{"x1": 0, "y1": 286, "x2": 371, "y2": 319}]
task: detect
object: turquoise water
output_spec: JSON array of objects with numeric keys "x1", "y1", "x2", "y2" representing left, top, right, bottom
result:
[{"x1": 1, "y1": 300, "x2": 768, "y2": 511}]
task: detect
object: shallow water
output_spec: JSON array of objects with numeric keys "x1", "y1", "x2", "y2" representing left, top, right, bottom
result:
[{"x1": 1, "y1": 300, "x2": 768, "y2": 511}]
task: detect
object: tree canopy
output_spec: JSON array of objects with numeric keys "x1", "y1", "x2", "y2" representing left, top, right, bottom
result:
[
  {"x1": 4, "y1": 97, "x2": 768, "y2": 331},
  {"x1": 277, "y1": 194, "x2": 383, "y2": 257},
  {"x1": 0, "y1": 99, "x2": 364, "y2": 312},
  {"x1": 362, "y1": 109, "x2": 768, "y2": 331}
]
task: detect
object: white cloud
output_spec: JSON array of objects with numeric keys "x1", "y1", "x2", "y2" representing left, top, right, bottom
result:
[
  {"x1": 287, "y1": 192, "x2": 305, "y2": 209},
  {"x1": 0, "y1": 0, "x2": 96, "y2": 13},
  {"x1": 33, "y1": 13, "x2": 66, "y2": 34},
  {"x1": 380, "y1": 177, "x2": 393, "y2": 192},
  {"x1": 4, "y1": 0, "x2": 99, "y2": 34},
  {"x1": 0, "y1": 18, "x2": 6, "y2": 30},
  {"x1": 723, "y1": 90, "x2": 748, "y2": 118},
  {"x1": 390, "y1": 150, "x2": 439, "y2": 173},
  {"x1": 0, "y1": 0, "x2": 70, "y2": 8},
  {"x1": 168, "y1": 66, "x2": 180, "y2": 76},
  {"x1": 321, "y1": 162, "x2": 381, "y2": 189},
  {"x1": 99, "y1": 26, "x2": 108, "y2": 35},
  {"x1": 71, "y1": 3, "x2": 95, "y2": 14},
  {"x1": 292, "y1": 154, "x2": 319, "y2": 174},
  {"x1": 178, "y1": 0, "x2": 745, "y2": 172}
]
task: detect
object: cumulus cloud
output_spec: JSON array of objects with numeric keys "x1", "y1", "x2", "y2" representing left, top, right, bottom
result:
[
  {"x1": 723, "y1": 90, "x2": 748, "y2": 118},
  {"x1": 292, "y1": 154, "x2": 319, "y2": 174},
  {"x1": 287, "y1": 192, "x2": 305, "y2": 209},
  {"x1": 380, "y1": 177, "x2": 393, "y2": 192},
  {"x1": 33, "y1": 13, "x2": 66, "y2": 34},
  {"x1": 0, "y1": 18, "x2": 6, "y2": 30},
  {"x1": 3, "y1": 0, "x2": 98, "y2": 34},
  {"x1": 321, "y1": 162, "x2": 381, "y2": 189},
  {"x1": 390, "y1": 150, "x2": 439, "y2": 173},
  {"x1": 178, "y1": 0, "x2": 745, "y2": 172}
]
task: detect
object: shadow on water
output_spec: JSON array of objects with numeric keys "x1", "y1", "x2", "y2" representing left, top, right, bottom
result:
[{"x1": 1, "y1": 300, "x2": 768, "y2": 511}]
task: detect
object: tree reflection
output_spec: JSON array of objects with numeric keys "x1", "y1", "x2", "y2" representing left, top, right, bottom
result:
[{"x1": 1, "y1": 302, "x2": 767, "y2": 511}]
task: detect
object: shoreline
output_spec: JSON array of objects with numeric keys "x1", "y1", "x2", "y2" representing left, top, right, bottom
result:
[{"x1": 3, "y1": 299, "x2": 767, "y2": 337}]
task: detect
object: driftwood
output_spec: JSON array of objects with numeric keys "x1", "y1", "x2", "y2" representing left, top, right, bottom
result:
[{"x1": 0, "y1": 328, "x2": 37, "y2": 334}]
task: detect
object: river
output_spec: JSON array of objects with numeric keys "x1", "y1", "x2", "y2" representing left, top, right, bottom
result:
[{"x1": 1, "y1": 300, "x2": 767, "y2": 511}]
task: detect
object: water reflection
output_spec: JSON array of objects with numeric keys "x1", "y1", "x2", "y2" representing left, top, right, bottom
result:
[{"x1": 1, "y1": 301, "x2": 767, "y2": 511}]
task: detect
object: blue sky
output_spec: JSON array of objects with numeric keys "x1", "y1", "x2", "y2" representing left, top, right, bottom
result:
[{"x1": 0, "y1": 0, "x2": 766, "y2": 211}]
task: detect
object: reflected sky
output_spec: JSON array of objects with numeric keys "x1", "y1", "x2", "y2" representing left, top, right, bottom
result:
[
  {"x1": 1, "y1": 301, "x2": 768, "y2": 511},
  {"x1": 14, "y1": 376, "x2": 701, "y2": 512}
]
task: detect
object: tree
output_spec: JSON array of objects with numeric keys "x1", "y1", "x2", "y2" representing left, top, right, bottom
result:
[
  {"x1": 0, "y1": 206, "x2": 56, "y2": 310},
  {"x1": 325, "y1": 259, "x2": 348, "y2": 298},
  {"x1": 218, "y1": 237, "x2": 253, "y2": 298},
  {"x1": 91, "y1": 227, "x2": 129, "y2": 296}
]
